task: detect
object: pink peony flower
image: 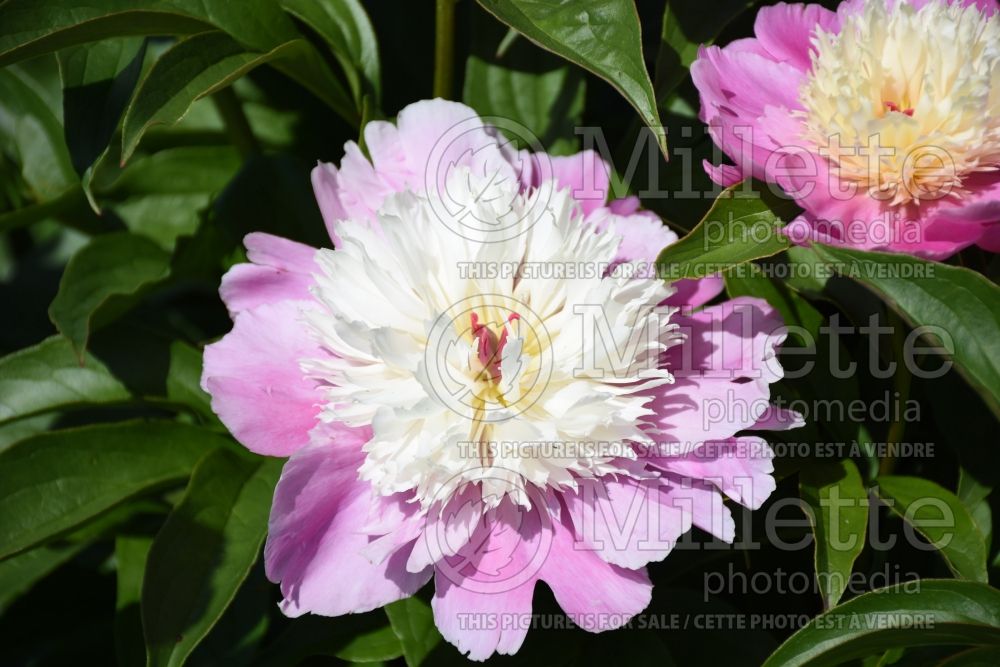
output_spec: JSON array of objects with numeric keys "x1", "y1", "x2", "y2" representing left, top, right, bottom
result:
[
  {"x1": 693, "y1": 0, "x2": 1000, "y2": 259},
  {"x1": 202, "y1": 99, "x2": 802, "y2": 660}
]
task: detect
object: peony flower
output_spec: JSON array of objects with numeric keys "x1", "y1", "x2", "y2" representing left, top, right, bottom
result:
[
  {"x1": 693, "y1": 0, "x2": 1000, "y2": 259},
  {"x1": 202, "y1": 99, "x2": 802, "y2": 660}
]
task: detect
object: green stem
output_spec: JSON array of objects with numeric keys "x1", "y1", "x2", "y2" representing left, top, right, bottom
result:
[
  {"x1": 880, "y1": 308, "x2": 912, "y2": 477},
  {"x1": 434, "y1": 0, "x2": 457, "y2": 99},
  {"x1": 211, "y1": 87, "x2": 261, "y2": 159},
  {"x1": 0, "y1": 187, "x2": 87, "y2": 234}
]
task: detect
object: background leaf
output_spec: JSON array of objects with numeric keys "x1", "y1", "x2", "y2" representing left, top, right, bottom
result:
[
  {"x1": 476, "y1": 0, "x2": 666, "y2": 155},
  {"x1": 462, "y1": 52, "x2": 585, "y2": 156},
  {"x1": 813, "y1": 244, "x2": 1000, "y2": 419},
  {"x1": 58, "y1": 37, "x2": 147, "y2": 174},
  {"x1": 279, "y1": 0, "x2": 381, "y2": 107},
  {"x1": 800, "y1": 459, "x2": 869, "y2": 608},
  {"x1": 48, "y1": 231, "x2": 171, "y2": 356},
  {"x1": 657, "y1": 183, "x2": 795, "y2": 280},
  {"x1": 385, "y1": 596, "x2": 442, "y2": 667},
  {"x1": 653, "y1": 0, "x2": 752, "y2": 103},
  {"x1": 762, "y1": 580, "x2": 1000, "y2": 667},
  {"x1": 142, "y1": 448, "x2": 281, "y2": 667},
  {"x1": 876, "y1": 476, "x2": 988, "y2": 583},
  {"x1": 0, "y1": 65, "x2": 78, "y2": 201},
  {"x1": 0, "y1": 420, "x2": 226, "y2": 559}
]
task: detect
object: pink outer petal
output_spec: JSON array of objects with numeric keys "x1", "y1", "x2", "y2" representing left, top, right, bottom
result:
[
  {"x1": 666, "y1": 276, "x2": 725, "y2": 310},
  {"x1": 547, "y1": 150, "x2": 612, "y2": 215},
  {"x1": 645, "y1": 375, "x2": 777, "y2": 450},
  {"x1": 693, "y1": 45, "x2": 806, "y2": 123},
  {"x1": 692, "y1": 47, "x2": 806, "y2": 183},
  {"x1": 266, "y1": 441, "x2": 431, "y2": 617},
  {"x1": 586, "y1": 194, "x2": 680, "y2": 267},
  {"x1": 407, "y1": 484, "x2": 485, "y2": 574},
  {"x1": 588, "y1": 206, "x2": 679, "y2": 265},
  {"x1": 703, "y1": 160, "x2": 745, "y2": 188},
  {"x1": 646, "y1": 296, "x2": 797, "y2": 452},
  {"x1": 563, "y1": 476, "x2": 692, "y2": 569},
  {"x1": 311, "y1": 163, "x2": 350, "y2": 245},
  {"x1": 660, "y1": 476, "x2": 736, "y2": 542},
  {"x1": 753, "y1": 2, "x2": 840, "y2": 71},
  {"x1": 537, "y1": 509, "x2": 652, "y2": 632},
  {"x1": 669, "y1": 297, "x2": 787, "y2": 381},
  {"x1": 752, "y1": 405, "x2": 806, "y2": 431},
  {"x1": 431, "y1": 499, "x2": 542, "y2": 661},
  {"x1": 518, "y1": 150, "x2": 612, "y2": 215},
  {"x1": 312, "y1": 99, "x2": 518, "y2": 239},
  {"x1": 657, "y1": 436, "x2": 777, "y2": 510},
  {"x1": 202, "y1": 300, "x2": 324, "y2": 457},
  {"x1": 979, "y1": 225, "x2": 1000, "y2": 253},
  {"x1": 219, "y1": 233, "x2": 319, "y2": 314}
]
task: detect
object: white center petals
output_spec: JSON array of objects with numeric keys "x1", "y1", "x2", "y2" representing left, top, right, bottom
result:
[
  {"x1": 799, "y1": 0, "x2": 1000, "y2": 205},
  {"x1": 301, "y1": 169, "x2": 682, "y2": 508}
]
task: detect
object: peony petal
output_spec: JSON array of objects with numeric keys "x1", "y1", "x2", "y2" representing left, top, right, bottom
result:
[
  {"x1": 266, "y1": 441, "x2": 431, "y2": 617},
  {"x1": 754, "y1": 2, "x2": 840, "y2": 70},
  {"x1": 658, "y1": 436, "x2": 777, "y2": 510},
  {"x1": 202, "y1": 300, "x2": 324, "y2": 457},
  {"x1": 219, "y1": 233, "x2": 319, "y2": 314},
  {"x1": 661, "y1": 476, "x2": 736, "y2": 543},
  {"x1": 538, "y1": 510, "x2": 652, "y2": 632},
  {"x1": 431, "y1": 498, "x2": 544, "y2": 660},
  {"x1": 548, "y1": 150, "x2": 612, "y2": 215},
  {"x1": 563, "y1": 476, "x2": 692, "y2": 569},
  {"x1": 702, "y1": 160, "x2": 745, "y2": 188},
  {"x1": 311, "y1": 163, "x2": 350, "y2": 245},
  {"x1": 666, "y1": 276, "x2": 725, "y2": 310},
  {"x1": 668, "y1": 296, "x2": 787, "y2": 382}
]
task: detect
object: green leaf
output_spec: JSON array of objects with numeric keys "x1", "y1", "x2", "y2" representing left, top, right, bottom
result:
[
  {"x1": 0, "y1": 66, "x2": 78, "y2": 201},
  {"x1": 115, "y1": 535, "x2": 153, "y2": 667},
  {"x1": 476, "y1": 0, "x2": 666, "y2": 156},
  {"x1": 957, "y1": 469, "x2": 993, "y2": 548},
  {"x1": 49, "y1": 231, "x2": 171, "y2": 356},
  {"x1": 812, "y1": 244, "x2": 1000, "y2": 419},
  {"x1": 800, "y1": 460, "x2": 869, "y2": 609},
  {"x1": 120, "y1": 31, "x2": 341, "y2": 162},
  {"x1": 0, "y1": 1, "x2": 357, "y2": 125},
  {"x1": 334, "y1": 625, "x2": 405, "y2": 663},
  {"x1": 876, "y1": 476, "x2": 988, "y2": 583},
  {"x1": 938, "y1": 647, "x2": 1000, "y2": 666},
  {"x1": 100, "y1": 146, "x2": 242, "y2": 249},
  {"x1": 0, "y1": 0, "x2": 291, "y2": 63},
  {"x1": 0, "y1": 415, "x2": 55, "y2": 454},
  {"x1": 0, "y1": 502, "x2": 148, "y2": 614},
  {"x1": 653, "y1": 0, "x2": 752, "y2": 103},
  {"x1": 762, "y1": 580, "x2": 1000, "y2": 667},
  {"x1": 0, "y1": 420, "x2": 226, "y2": 560},
  {"x1": 280, "y1": 0, "x2": 381, "y2": 106},
  {"x1": 0, "y1": 536, "x2": 87, "y2": 614},
  {"x1": 0, "y1": 335, "x2": 130, "y2": 425},
  {"x1": 385, "y1": 596, "x2": 442, "y2": 667},
  {"x1": 187, "y1": 564, "x2": 271, "y2": 667},
  {"x1": 142, "y1": 448, "x2": 281, "y2": 667},
  {"x1": 462, "y1": 53, "x2": 585, "y2": 156},
  {"x1": 657, "y1": 183, "x2": 794, "y2": 280},
  {"x1": 0, "y1": 328, "x2": 215, "y2": 426},
  {"x1": 58, "y1": 37, "x2": 148, "y2": 175},
  {"x1": 255, "y1": 613, "x2": 404, "y2": 666}
]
